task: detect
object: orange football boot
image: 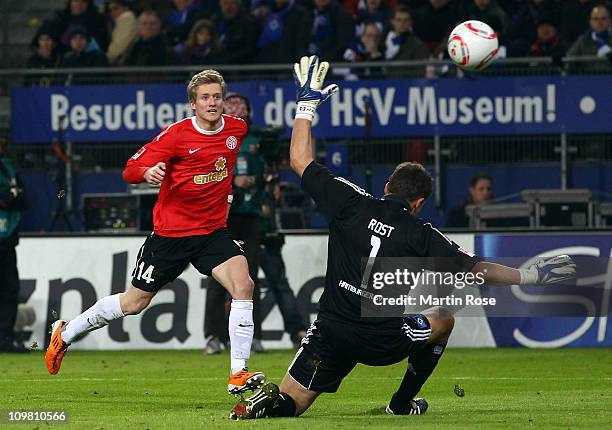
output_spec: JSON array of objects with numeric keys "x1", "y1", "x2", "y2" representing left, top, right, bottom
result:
[
  {"x1": 46, "y1": 320, "x2": 69, "y2": 375},
  {"x1": 227, "y1": 369, "x2": 266, "y2": 395}
]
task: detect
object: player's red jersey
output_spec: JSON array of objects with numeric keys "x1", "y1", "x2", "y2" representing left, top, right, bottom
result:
[{"x1": 123, "y1": 114, "x2": 247, "y2": 237}]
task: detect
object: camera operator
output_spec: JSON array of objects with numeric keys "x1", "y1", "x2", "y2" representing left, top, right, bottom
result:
[
  {"x1": 204, "y1": 95, "x2": 267, "y2": 354},
  {"x1": 0, "y1": 141, "x2": 28, "y2": 353},
  {"x1": 260, "y1": 174, "x2": 308, "y2": 348}
]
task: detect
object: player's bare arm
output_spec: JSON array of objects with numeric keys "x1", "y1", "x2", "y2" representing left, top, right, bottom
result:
[
  {"x1": 290, "y1": 56, "x2": 338, "y2": 178},
  {"x1": 290, "y1": 119, "x2": 314, "y2": 177}
]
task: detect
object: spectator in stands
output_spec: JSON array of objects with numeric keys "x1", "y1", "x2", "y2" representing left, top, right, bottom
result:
[
  {"x1": 256, "y1": 0, "x2": 309, "y2": 64},
  {"x1": 137, "y1": 0, "x2": 176, "y2": 22},
  {"x1": 413, "y1": 0, "x2": 465, "y2": 54},
  {"x1": 385, "y1": 5, "x2": 430, "y2": 60},
  {"x1": 180, "y1": 19, "x2": 222, "y2": 64},
  {"x1": 445, "y1": 173, "x2": 493, "y2": 228},
  {"x1": 561, "y1": 0, "x2": 596, "y2": 45},
  {"x1": 355, "y1": 0, "x2": 392, "y2": 37},
  {"x1": 341, "y1": 21, "x2": 385, "y2": 79},
  {"x1": 42, "y1": 0, "x2": 109, "y2": 54},
  {"x1": 124, "y1": 10, "x2": 175, "y2": 66},
  {"x1": 506, "y1": 0, "x2": 561, "y2": 57},
  {"x1": 59, "y1": 26, "x2": 109, "y2": 67},
  {"x1": 214, "y1": 0, "x2": 259, "y2": 64},
  {"x1": 165, "y1": 0, "x2": 204, "y2": 48},
  {"x1": 305, "y1": 0, "x2": 355, "y2": 61},
  {"x1": 529, "y1": 19, "x2": 568, "y2": 60},
  {"x1": 106, "y1": 0, "x2": 138, "y2": 65},
  {"x1": 27, "y1": 30, "x2": 60, "y2": 69},
  {"x1": 567, "y1": 2, "x2": 612, "y2": 60},
  {"x1": 346, "y1": 21, "x2": 384, "y2": 61},
  {"x1": 467, "y1": 0, "x2": 509, "y2": 38}
]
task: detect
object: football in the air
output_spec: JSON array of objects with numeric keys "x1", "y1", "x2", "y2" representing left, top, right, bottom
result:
[{"x1": 447, "y1": 20, "x2": 499, "y2": 71}]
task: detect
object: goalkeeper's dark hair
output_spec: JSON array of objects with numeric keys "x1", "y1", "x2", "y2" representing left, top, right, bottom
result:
[
  {"x1": 188, "y1": 69, "x2": 227, "y2": 102},
  {"x1": 387, "y1": 162, "x2": 432, "y2": 202}
]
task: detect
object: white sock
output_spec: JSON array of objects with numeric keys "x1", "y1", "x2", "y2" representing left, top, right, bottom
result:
[
  {"x1": 229, "y1": 299, "x2": 254, "y2": 374},
  {"x1": 61, "y1": 294, "x2": 125, "y2": 344}
]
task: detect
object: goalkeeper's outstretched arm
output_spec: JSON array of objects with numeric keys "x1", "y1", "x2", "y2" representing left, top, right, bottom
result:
[
  {"x1": 290, "y1": 119, "x2": 314, "y2": 178},
  {"x1": 290, "y1": 56, "x2": 339, "y2": 178},
  {"x1": 472, "y1": 255, "x2": 576, "y2": 286}
]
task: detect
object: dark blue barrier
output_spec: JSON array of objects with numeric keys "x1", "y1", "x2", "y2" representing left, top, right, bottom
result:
[{"x1": 11, "y1": 76, "x2": 612, "y2": 143}]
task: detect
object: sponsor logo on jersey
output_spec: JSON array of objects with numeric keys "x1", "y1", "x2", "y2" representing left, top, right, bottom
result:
[
  {"x1": 193, "y1": 156, "x2": 228, "y2": 185},
  {"x1": 226, "y1": 136, "x2": 237, "y2": 149},
  {"x1": 131, "y1": 147, "x2": 146, "y2": 160}
]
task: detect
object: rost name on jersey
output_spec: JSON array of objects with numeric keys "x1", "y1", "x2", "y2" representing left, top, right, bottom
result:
[{"x1": 367, "y1": 218, "x2": 395, "y2": 238}]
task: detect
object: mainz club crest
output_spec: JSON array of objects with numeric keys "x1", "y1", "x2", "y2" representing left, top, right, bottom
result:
[{"x1": 226, "y1": 136, "x2": 237, "y2": 149}]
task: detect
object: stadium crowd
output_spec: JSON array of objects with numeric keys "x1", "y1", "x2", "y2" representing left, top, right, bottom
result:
[{"x1": 26, "y1": 0, "x2": 612, "y2": 69}]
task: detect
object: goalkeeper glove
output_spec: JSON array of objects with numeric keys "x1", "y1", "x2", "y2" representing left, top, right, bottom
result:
[
  {"x1": 518, "y1": 255, "x2": 576, "y2": 285},
  {"x1": 293, "y1": 55, "x2": 339, "y2": 122}
]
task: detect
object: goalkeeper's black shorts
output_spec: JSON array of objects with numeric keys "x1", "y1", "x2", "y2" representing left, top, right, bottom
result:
[{"x1": 288, "y1": 314, "x2": 431, "y2": 393}]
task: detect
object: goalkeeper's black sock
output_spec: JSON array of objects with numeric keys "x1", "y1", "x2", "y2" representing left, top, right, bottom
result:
[
  {"x1": 269, "y1": 392, "x2": 297, "y2": 417},
  {"x1": 390, "y1": 343, "x2": 446, "y2": 411}
]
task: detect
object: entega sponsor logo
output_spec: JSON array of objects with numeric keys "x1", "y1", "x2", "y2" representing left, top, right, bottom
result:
[{"x1": 193, "y1": 157, "x2": 228, "y2": 185}]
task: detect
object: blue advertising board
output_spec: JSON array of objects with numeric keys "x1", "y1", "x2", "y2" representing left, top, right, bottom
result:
[
  {"x1": 475, "y1": 233, "x2": 612, "y2": 348},
  {"x1": 11, "y1": 75, "x2": 612, "y2": 143}
]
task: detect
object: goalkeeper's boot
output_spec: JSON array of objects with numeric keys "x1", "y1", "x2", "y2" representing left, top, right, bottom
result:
[
  {"x1": 385, "y1": 393, "x2": 428, "y2": 415},
  {"x1": 227, "y1": 368, "x2": 266, "y2": 395},
  {"x1": 45, "y1": 320, "x2": 70, "y2": 375},
  {"x1": 230, "y1": 383, "x2": 280, "y2": 420}
]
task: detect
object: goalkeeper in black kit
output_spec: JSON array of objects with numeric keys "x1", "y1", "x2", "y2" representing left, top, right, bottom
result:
[{"x1": 230, "y1": 56, "x2": 577, "y2": 419}]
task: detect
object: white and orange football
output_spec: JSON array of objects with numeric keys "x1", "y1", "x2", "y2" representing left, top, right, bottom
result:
[{"x1": 447, "y1": 20, "x2": 499, "y2": 71}]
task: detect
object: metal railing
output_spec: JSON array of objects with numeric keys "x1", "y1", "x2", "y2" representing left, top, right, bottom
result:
[{"x1": 1, "y1": 55, "x2": 611, "y2": 84}]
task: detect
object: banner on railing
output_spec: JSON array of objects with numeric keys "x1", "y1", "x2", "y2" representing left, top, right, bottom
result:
[{"x1": 11, "y1": 76, "x2": 612, "y2": 143}]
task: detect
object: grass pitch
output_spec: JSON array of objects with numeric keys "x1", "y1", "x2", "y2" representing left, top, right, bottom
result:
[{"x1": 1, "y1": 348, "x2": 610, "y2": 429}]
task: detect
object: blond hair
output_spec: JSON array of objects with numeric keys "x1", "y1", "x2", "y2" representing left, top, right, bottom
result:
[{"x1": 187, "y1": 69, "x2": 226, "y2": 102}]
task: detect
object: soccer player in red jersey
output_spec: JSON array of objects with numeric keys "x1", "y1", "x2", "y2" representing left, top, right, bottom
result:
[{"x1": 46, "y1": 70, "x2": 265, "y2": 395}]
